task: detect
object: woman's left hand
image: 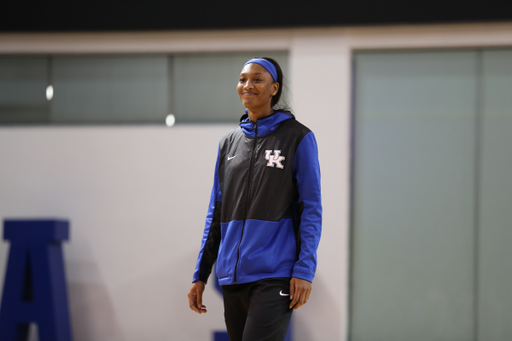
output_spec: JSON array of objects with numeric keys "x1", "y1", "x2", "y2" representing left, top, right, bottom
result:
[{"x1": 289, "y1": 277, "x2": 312, "y2": 310}]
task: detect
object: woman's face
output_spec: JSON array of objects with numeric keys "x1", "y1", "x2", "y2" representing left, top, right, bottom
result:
[{"x1": 237, "y1": 63, "x2": 279, "y2": 112}]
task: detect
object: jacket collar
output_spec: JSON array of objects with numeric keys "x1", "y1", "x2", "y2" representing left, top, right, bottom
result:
[{"x1": 239, "y1": 110, "x2": 294, "y2": 138}]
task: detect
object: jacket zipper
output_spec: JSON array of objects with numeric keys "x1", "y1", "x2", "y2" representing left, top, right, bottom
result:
[{"x1": 234, "y1": 120, "x2": 258, "y2": 284}]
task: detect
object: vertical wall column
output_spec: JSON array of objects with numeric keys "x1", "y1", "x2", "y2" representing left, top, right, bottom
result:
[{"x1": 290, "y1": 31, "x2": 352, "y2": 341}]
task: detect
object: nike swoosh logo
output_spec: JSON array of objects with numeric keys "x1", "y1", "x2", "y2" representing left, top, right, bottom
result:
[
  {"x1": 279, "y1": 290, "x2": 290, "y2": 296},
  {"x1": 227, "y1": 155, "x2": 237, "y2": 160}
]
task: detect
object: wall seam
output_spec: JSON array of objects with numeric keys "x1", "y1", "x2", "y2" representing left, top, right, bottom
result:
[
  {"x1": 346, "y1": 49, "x2": 357, "y2": 341},
  {"x1": 473, "y1": 49, "x2": 483, "y2": 341}
]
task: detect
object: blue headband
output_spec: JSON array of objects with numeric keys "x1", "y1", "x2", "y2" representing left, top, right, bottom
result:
[{"x1": 242, "y1": 58, "x2": 278, "y2": 82}]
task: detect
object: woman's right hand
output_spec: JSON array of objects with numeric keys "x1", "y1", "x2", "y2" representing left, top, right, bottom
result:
[{"x1": 188, "y1": 281, "x2": 207, "y2": 314}]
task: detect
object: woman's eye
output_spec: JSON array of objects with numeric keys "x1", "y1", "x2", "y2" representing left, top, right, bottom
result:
[{"x1": 239, "y1": 78, "x2": 245, "y2": 82}]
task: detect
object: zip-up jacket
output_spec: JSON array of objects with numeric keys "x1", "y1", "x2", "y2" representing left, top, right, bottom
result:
[{"x1": 193, "y1": 111, "x2": 322, "y2": 286}]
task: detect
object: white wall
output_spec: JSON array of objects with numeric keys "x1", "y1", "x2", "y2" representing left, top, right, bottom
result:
[
  {"x1": 1, "y1": 23, "x2": 512, "y2": 341},
  {"x1": 0, "y1": 126, "x2": 232, "y2": 340}
]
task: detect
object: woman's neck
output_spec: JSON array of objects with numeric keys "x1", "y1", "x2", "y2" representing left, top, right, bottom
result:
[{"x1": 247, "y1": 107, "x2": 273, "y2": 122}]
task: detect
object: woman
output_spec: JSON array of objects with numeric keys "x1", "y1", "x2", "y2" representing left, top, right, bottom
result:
[{"x1": 188, "y1": 57, "x2": 322, "y2": 341}]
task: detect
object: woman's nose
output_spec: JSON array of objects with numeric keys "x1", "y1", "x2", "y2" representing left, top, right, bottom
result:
[{"x1": 244, "y1": 80, "x2": 253, "y2": 89}]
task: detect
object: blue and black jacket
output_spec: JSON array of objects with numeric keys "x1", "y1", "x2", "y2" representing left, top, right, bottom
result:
[{"x1": 193, "y1": 111, "x2": 322, "y2": 286}]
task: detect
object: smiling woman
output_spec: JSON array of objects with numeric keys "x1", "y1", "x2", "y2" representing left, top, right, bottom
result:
[
  {"x1": 237, "y1": 60, "x2": 280, "y2": 118},
  {"x1": 188, "y1": 57, "x2": 323, "y2": 341}
]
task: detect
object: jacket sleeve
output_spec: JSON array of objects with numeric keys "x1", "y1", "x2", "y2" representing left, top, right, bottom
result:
[
  {"x1": 192, "y1": 146, "x2": 222, "y2": 284},
  {"x1": 291, "y1": 131, "x2": 322, "y2": 282}
]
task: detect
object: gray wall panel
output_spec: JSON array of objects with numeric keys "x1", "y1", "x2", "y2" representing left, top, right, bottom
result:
[
  {"x1": 0, "y1": 56, "x2": 50, "y2": 123},
  {"x1": 478, "y1": 49, "x2": 512, "y2": 341},
  {"x1": 351, "y1": 51, "x2": 478, "y2": 341},
  {"x1": 51, "y1": 56, "x2": 169, "y2": 123},
  {"x1": 173, "y1": 52, "x2": 288, "y2": 122}
]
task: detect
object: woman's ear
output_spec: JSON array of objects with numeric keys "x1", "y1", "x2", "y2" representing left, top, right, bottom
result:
[{"x1": 271, "y1": 82, "x2": 280, "y2": 96}]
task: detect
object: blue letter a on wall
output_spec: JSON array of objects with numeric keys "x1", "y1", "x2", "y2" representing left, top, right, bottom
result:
[{"x1": 0, "y1": 220, "x2": 73, "y2": 341}]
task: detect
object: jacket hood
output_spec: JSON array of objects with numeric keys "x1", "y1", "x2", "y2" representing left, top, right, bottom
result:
[{"x1": 239, "y1": 110, "x2": 295, "y2": 138}]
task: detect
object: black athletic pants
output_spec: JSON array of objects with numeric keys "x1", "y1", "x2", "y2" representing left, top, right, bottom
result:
[{"x1": 222, "y1": 278, "x2": 293, "y2": 341}]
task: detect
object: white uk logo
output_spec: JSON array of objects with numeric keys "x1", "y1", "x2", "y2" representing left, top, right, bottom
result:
[{"x1": 265, "y1": 150, "x2": 285, "y2": 169}]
